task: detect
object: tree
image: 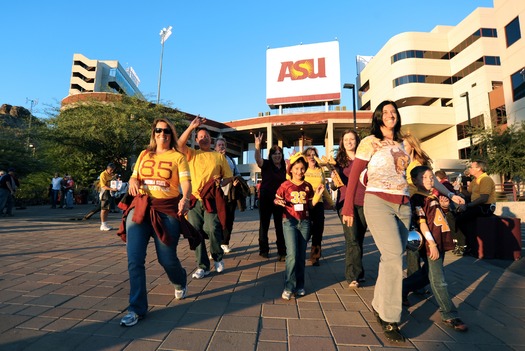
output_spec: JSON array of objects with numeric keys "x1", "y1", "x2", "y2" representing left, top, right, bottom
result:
[
  {"x1": 471, "y1": 121, "x2": 525, "y2": 181},
  {"x1": 43, "y1": 96, "x2": 188, "y2": 187}
]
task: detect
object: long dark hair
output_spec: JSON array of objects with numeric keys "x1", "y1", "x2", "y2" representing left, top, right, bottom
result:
[
  {"x1": 370, "y1": 100, "x2": 403, "y2": 142},
  {"x1": 268, "y1": 145, "x2": 286, "y2": 169},
  {"x1": 335, "y1": 129, "x2": 360, "y2": 168}
]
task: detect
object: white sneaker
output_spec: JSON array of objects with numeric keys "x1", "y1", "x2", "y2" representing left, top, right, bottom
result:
[
  {"x1": 221, "y1": 244, "x2": 231, "y2": 253},
  {"x1": 192, "y1": 268, "x2": 210, "y2": 279},
  {"x1": 175, "y1": 286, "x2": 187, "y2": 300},
  {"x1": 214, "y1": 260, "x2": 225, "y2": 273},
  {"x1": 295, "y1": 288, "x2": 306, "y2": 297},
  {"x1": 120, "y1": 311, "x2": 140, "y2": 327},
  {"x1": 100, "y1": 224, "x2": 113, "y2": 231},
  {"x1": 281, "y1": 290, "x2": 292, "y2": 300}
]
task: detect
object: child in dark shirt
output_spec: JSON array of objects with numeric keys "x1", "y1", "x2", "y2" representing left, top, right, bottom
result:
[{"x1": 403, "y1": 165, "x2": 468, "y2": 332}]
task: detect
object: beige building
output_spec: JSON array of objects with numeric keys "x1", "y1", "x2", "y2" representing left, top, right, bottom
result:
[
  {"x1": 67, "y1": 53, "x2": 144, "y2": 100},
  {"x1": 356, "y1": 0, "x2": 525, "y2": 171}
]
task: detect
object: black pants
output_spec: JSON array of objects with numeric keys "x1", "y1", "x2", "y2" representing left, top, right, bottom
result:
[
  {"x1": 222, "y1": 201, "x2": 237, "y2": 246},
  {"x1": 455, "y1": 204, "x2": 494, "y2": 247},
  {"x1": 258, "y1": 192, "x2": 286, "y2": 256}
]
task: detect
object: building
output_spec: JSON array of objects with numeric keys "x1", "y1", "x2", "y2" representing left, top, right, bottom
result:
[
  {"x1": 356, "y1": 0, "x2": 525, "y2": 171},
  {"x1": 64, "y1": 53, "x2": 145, "y2": 103},
  {"x1": 60, "y1": 0, "x2": 524, "y2": 184}
]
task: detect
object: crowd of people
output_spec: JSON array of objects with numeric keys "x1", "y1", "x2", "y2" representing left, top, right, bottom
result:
[{"x1": 21, "y1": 105, "x2": 497, "y2": 338}]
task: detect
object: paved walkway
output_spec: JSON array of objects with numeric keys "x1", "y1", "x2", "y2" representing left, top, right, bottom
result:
[{"x1": 0, "y1": 204, "x2": 524, "y2": 351}]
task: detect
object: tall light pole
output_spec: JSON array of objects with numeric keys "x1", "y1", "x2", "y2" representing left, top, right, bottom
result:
[
  {"x1": 459, "y1": 92, "x2": 473, "y2": 148},
  {"x1": 157, "y1": 25, "x2": 172, "y2": 105},
  {"x1": 343, "y1": 83, "x2": 357, "y2": 130},
  {"x1": 26, "y1": 98, "x2": 38, "y2": 151}
]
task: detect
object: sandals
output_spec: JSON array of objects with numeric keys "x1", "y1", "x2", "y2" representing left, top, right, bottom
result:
[{"x1": 443, "y1": 318, "x2": 468, "y2": 332}]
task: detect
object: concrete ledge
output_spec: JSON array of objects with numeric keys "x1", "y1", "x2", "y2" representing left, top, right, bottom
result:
[{"x1": 495, "y1": 201, "x2": 525, "y2": 220}]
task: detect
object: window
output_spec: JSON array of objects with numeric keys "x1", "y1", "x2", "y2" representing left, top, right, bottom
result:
[
  {"x1": 505, "y1": 17, "x2": 521, "y2": 47},
  {"x1": 511, "y1": 68, "x2": 525, "y2": 101},
  {"x1": 458, "y1": 147, "x2": 471, "y2": 160},
  {"x1": 484, "y1": 56, "x2": 501, "y2": 66}
]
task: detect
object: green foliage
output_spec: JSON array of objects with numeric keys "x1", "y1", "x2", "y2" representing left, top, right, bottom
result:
[
  {"x1": 0, "y1": 126, "x2": 44, "y2": 175},
  {"x1": 14, "y1": 171, "x2": 51, "y2": 206},
  {"x1": 43, "y1": 96, "x2": 187, "y2": 187},
  {"x1": 471, "y1": 122, "x2": 525, "y2": 180}
]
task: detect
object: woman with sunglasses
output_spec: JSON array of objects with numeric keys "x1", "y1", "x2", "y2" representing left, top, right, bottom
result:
[{"x1": 119, "y1": 118, "x2": 191, "y2": 327}]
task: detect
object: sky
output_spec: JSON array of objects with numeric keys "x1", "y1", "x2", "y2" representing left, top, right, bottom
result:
[{"x1": 1, "y1": 0, "x2": 494, "y2": 122}]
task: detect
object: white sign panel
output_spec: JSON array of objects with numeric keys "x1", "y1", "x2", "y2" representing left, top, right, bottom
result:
[{"x1": 266, "y1": 41, "x2": 341, "y2": 107}]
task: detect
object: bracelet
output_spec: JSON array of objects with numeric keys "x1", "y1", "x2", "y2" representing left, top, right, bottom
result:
[
  {"x1": 428, "y1": 243, "x2": 438, "y2": 247},
  {"x1": 447, "y1": 192, "x2": 455, "y2": 199}
]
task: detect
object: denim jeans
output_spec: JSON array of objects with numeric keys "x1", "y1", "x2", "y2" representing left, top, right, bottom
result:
[
  {"x1": 187, "y1": 200, "x2": 223, "y2": 270},
  {"x1": 65, "y1": 190, "x2": 74, "y2": 208},
  {"x1": 0, "y1": 188, "x2": 10, "y2": 214},
  {"x1": 403, "y1": 252, "x2": 458, "y2": 321},
  {"x1": 364, "y1": 193, "x2": 411, "y2": 323},
  {"x1": 125, "y1": 208, "x2": 187, "y2": 316},
  {"x1": 282, "y1": 217, "x2": 310, "y2": 292},
  {"x1": 51, "y1": 189, "x2": 59, "y2": 208},
  {"x1": 338, "y1": 205, "x2": 367, "y2": 283}
]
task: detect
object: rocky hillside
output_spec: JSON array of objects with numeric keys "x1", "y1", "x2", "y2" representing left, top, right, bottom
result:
[{"x1": 0, "y1": 104, "x2": 33, "y2": 128}]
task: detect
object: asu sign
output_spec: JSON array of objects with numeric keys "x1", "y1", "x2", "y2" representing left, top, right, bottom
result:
[{"x1": 266, "y1": 41, "x2": 341, "y2": 108}]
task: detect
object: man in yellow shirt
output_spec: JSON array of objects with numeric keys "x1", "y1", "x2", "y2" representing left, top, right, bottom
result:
[
  {"x1": 455, "y1": 160, "x2": 496, "y2": 254},
  {"x1": 99, "y1": 163, "x2": 118, "y2": 231},
  {"x1": 177, "y1": 116, "x2": 233, "y2": 279}
]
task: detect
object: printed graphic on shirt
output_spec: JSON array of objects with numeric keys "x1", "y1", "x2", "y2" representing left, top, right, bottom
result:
[{"x1": 275, "y1": 180, "x2": 313, "y2": 220}]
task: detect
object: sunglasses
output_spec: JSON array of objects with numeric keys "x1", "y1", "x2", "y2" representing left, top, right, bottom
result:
[{"x1": 154, "y1": 127, "x2": 172, "y2": 135}]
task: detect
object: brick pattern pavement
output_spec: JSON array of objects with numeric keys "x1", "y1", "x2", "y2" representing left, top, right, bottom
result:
[{"x1": 0, "y1": 205, "x2": 524, "y2": 350}]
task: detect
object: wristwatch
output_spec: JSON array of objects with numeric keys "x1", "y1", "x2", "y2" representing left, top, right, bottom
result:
[{"x1": 447, "y1": 192, "x2": 455, "y2": 199}]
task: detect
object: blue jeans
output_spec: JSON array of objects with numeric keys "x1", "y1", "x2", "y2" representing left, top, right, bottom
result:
[
  {"x1": 403, "y1": 251, "x2": 458, "y2": 321},
  {"x1": 338, "y1": 205, "x2": 367, "y2": 283},
  {"x1": 282, "y1": 217, "x2": 310, "y2": 292},
  {"x1": 364, "y1": 193, "x2": 411, "y2": 323},
  {"x1": 65, "y1": 190, "x2": 74, "y2": 208},
  {"x1": 51, "y1": 189, "x2": 59, "y2": 208},
  {"x1": 0, "y1": 188, "x2": 10, "y2": 214},
  {"x1": 125, "y1": 209, "x2": 187, "y2": 316},
  {"x1": 187, "y1": 200, "x2": 224, "y2": 270}
]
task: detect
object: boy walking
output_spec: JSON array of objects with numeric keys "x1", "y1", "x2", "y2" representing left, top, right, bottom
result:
[{"x1": 403, "y1": 165, "x2": 468, "y2": 332}]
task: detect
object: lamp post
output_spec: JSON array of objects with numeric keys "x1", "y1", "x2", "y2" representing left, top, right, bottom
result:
[
  {"x1": 343, "y1": 83, "x2": 357, "y2": 130},
  {"x1": 459, "y1": 92, "x2": 473, "y2": 148},
  {"x1": 157, "y1": 25, "x2": 172, "y2": 104},
  {"x1": 26, "y1": 98, "x2": 38, "y2": 151}
]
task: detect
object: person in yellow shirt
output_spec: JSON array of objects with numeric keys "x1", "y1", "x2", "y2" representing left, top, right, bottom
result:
[
  {"x1": 455, "y1": 160, "x2": 496, "y2": 253},
  {"x1": 177, "y1": 116, "x2": 233, "y2": 279},
  {"x1": 303, "y1": 147, "x2": 327, "y2": 266},
  {"x1": 99, "y1": 163, "x2": 118, "y2": 231},
  {"x1": 119, "y1": 117, "x2": 192, "y2": 327}
]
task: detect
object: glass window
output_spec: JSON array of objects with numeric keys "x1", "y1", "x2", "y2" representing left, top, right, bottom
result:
[
  {"x1": 511, "y1": 69, "x2": 525, "y2": 101},
  {"x1": 481, "y1": 28, "x2": 497, "y2": 38},
  {"x1": 505, "y1": 17, "x2": 521, "y2": 47},
  {"x1": 484, "y1": 56, "x2": 501, "y2": 65}
]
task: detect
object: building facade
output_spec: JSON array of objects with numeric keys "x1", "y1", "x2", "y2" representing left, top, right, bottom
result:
[
  {"x1": 67, "y1": 53, "x2": 144, "y2": 100},
  {"x1": 356, "y1": 0, "x2": 525, "y2": 171}
]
